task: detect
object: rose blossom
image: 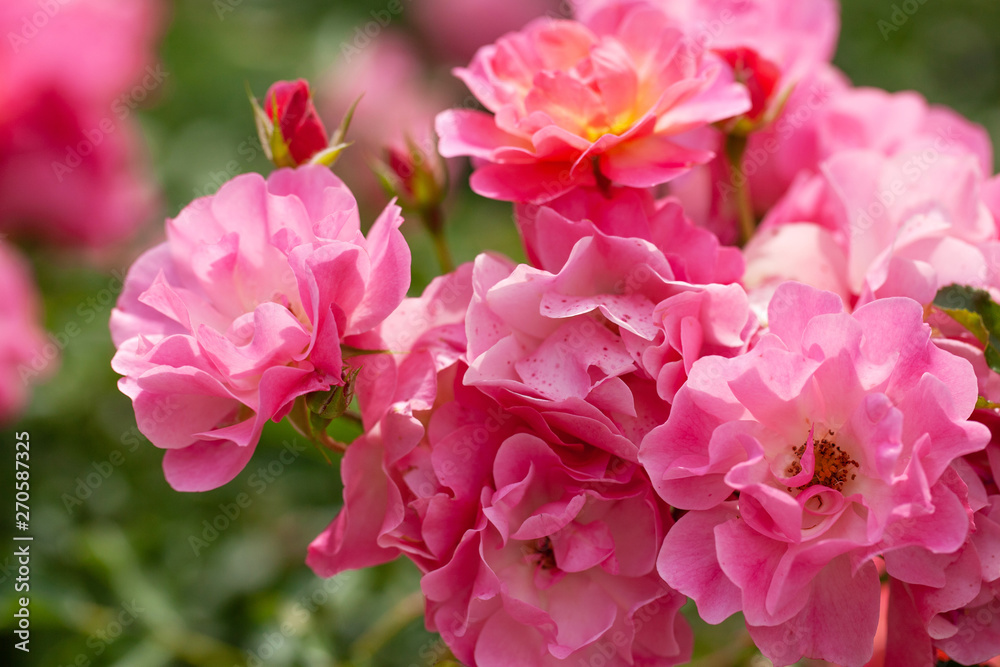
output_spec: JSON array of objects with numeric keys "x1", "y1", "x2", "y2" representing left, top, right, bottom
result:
[
  {"x1": 881, "y1": 422, "x2": 1000, "y2": 666},
  {"x1": 514, "y1": 184, "x2": 743, "y2": 283},
  {"x1": 466, "y1": 231, "x2": 753, "y2": 432},
  {"x1": 110, "y1": 166, "x2": 409, "y2": 491},
  {"x1": 641, "y1": 282, "x2": 990, "y2": 666},
  {"x1": 744, "y1": 150, "x2": 999, "y2": 309},
  {"x1": 308, "y1": 265, "x2": 479, "y2": 574},
  {"x1": 572, "y1": 0, "x2": 840, "y2": 84},
  {"x1": 422, "y1": 432, "x2": 691, "y2": 666},
  {"x1": 436, "y1": 1, "x2": 750, "y2": 202}
]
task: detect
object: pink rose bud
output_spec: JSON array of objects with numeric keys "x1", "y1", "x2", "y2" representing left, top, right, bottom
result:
[
  {"x1": 260, "y1": 79, "x2": 330, "y2": 167},
  {"x1": 376, "y1": 141, "x2": 447, "y2": 215},
  {"x1": 716, "y1": 47, "x2": 783, "y2": 128}
]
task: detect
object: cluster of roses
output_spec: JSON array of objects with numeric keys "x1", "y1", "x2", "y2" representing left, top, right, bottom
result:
[
  {"x1": 110, "y1": 0, "x2": 1000, "y2": 665},
  {"x1": 0, "y1": 0, "x2": 162, "y2": 423}
]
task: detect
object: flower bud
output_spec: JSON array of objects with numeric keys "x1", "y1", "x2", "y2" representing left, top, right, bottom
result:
[
  {"x1": 716, "y1": 47, "x2": 783, "y2": 133},
  {"x1": 373, "y1": 137, "x2": 447, "y2": 218},
  {"x1": 306, "y1": 366, "x2": 361, "y2": 421},
  {"x1": 253, "y1": 79, "x2": 331, "y2": 167}
]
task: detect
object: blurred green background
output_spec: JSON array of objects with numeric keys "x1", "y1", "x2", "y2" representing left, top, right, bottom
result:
[{"x1": 2, "y1": 1, "x2": 999, "y2": 666}]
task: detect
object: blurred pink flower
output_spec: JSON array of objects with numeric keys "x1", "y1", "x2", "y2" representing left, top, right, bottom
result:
[
  {"x1": 436, "y1": 3, "x2": 750, "y2": 202},
  {"x1": 641, "y1": 282, "x2": 990, "y2": 666},
  {"x1": 318, "y1": 31, "x2": 454, "y2": 208},
  {"x1": 749, "y1": 83, "x2": 992, "y2": 218},
  {"x1": 0, "y1": 242, "x2": 48, "y2": 423},
  {"x1": 0, "y1": 0, "x2": 162, "y2": 248},
  {"x1": 110, "y1": 167, "x2": 409, "y2": 491},
  {"x1": 412, "y1": 0, "x2": 561, "y2": 63}
]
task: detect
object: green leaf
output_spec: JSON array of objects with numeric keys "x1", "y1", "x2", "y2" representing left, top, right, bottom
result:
[{"x1": 933, "y1": 284, "x2": 1000, "y2": 375}]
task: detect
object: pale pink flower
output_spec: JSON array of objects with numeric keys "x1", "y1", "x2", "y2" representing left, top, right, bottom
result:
[
  {"x1": 674, "y1": 71, "x2": 993, "y2": 245},
  {"x1": 110, "y1": 167, "x2": 409, "y2": 491},
  {"x1": 641, "y1": 282, "x2": 990, "y2": 666},
  {"x1": 745, "y1": 151, "x2": 999, "y2": 309},
  {"x1": 0, "y1": 242, "x2": 49, "y2": 423},
  {"x1": 436, "y1": 3, "x2": 750, "y2": 202},
  {"x1": 749, "y1": 84, "x2": 992, "y2": 218},
  {"x1": 879, "y1": 429, "x2": 1000, "y2": 666},
  {"x1": 0, "y1": 0, "x2": 162, "y2": 248}
]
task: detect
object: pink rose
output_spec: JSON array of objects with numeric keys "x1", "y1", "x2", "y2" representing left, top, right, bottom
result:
[
  {"x1": 0, "y1": 242, "x2": 49, "y2": 423},
  {"x1": 746, "y1": 150, "x2": 998, "y2": 309},
  {"x1": 641, "y1": 282, "x2": 990, "y2": 666},
  {"x1": 573, "y1": 0, "x2": 840, "y2": 82},
  {"x1": 110, "y1": 166, "x2": 409, "y2": 491},
  {"x1": 422, "y1": 432, "x2": 691, "y2": 666},
  {"x1": 436, "y1": 3, "x2": 750, "y2": 202},
  {"x1": 882, "y1": 431, "x2": 1000, "y2": 666},
  {"x1": 515, "y1": 185, "x2": 744, "y2": 284},
  {"x1": 466, "y1": 233, "x2": 753, "y2": 431}
]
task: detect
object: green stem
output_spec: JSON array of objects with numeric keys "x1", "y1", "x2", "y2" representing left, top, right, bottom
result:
[
  {"x1": 350, "y1": 590, "x2": 426, "y2": 665},
  {"x1": 287, "y1": 396, "x2": 348, "y2": 457},
  {"x1": 423, "y1": 206, "x2": 454, "y2": 274},
  {"x1": 725, "y1": 134, "x2": 757, "y2": 247}
]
